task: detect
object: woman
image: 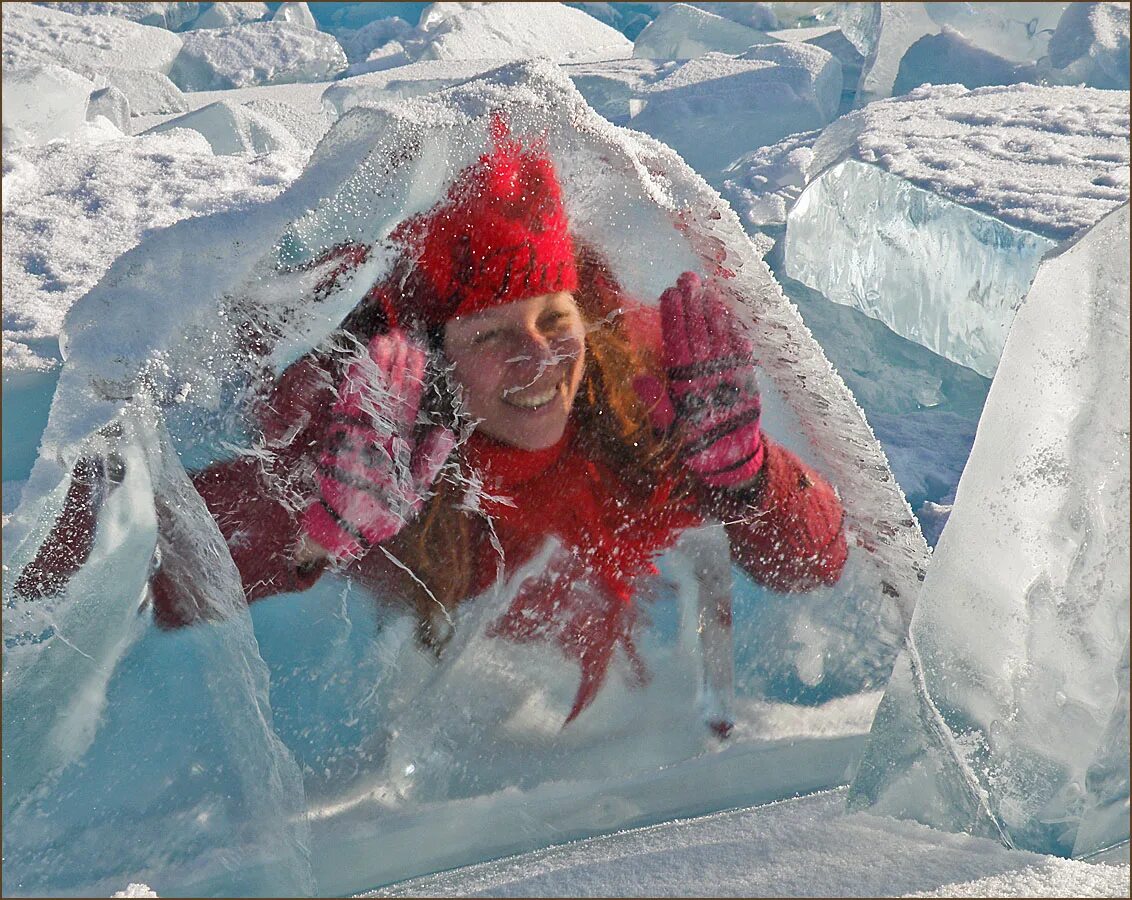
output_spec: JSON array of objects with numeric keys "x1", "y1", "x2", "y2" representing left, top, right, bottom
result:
[{"x1": 16, "y1": 123, "x2": 847, "y2": 726}]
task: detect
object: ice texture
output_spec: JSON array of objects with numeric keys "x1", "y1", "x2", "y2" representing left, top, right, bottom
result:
[
  {"x1": 848, "y1": 203, "x2": 1131, "y2": 858},
  {"x1": 632, "y1": 3, "x2": 776, "y2": 59},
  {"x1": 1, "y1": 65, "x2": 99, "y2": 147},
  {"x1": 922, "y1": 2, "x2": 1068, "y2": 63},
  {"x1": 841, "y1": 2, "x2": 1069, "y2": 104},
  {"x1": 1045, "y1": 1, "x2": 1131, "y2": 91},
  {"x1": 2, "y1": 3, "x2": 184, "y2": 74},
  {"x1": 628, "y1": 43, "x2": 841, "y2": 180},
  {"x1": 839, "y1": 1, "x2": 937, "y2": 104},
  {"x1": 168, "y1": 21, "x2": 348, "y2": 91},
  {"x1": 2, "y1": 61, "x2": 926, "y2": 895},
  {"x1": 786, "y1": 158, "x2": 1055, "y2": 378},
  {"x1": 782, "y1": 83, "x2": 1130, "y2": 375}
]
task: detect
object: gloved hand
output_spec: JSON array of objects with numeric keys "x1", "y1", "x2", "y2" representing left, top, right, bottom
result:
[
  {"x1": 300, "y1": 328, "x2": 456, "y2": 561},
  {"x1": 656, "y1": 271, "x2": 765, "y2": 489}
]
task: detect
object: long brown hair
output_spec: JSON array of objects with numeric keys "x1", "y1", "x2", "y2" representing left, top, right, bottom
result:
[{"x1": 384, "y1": 241, "x2": 681, "y2": 647}]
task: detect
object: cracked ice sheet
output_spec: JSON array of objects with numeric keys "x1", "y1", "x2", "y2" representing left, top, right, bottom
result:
[{"x1": 367, "y1": 788, "x2": 1130, "y2": 898}]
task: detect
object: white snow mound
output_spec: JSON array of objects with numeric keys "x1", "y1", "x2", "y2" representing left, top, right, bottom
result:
[
  {"x1": 2, "y1": 3, "x2": 183, "y2": 73},
  {"x1": 1046, "y1": 1, "x2": 1131, "y2": 90},
  {"x1": 413, "y1": 2, "x2": 633, "y2": 63},
  {"x1": 2, "y1": 131, "x2": 301, "y2": 370},
  {"x1": 34, "y1": 1, "x2": 200, "y2": 31},
  {"x1": 168, "y1": 21, "x2": 348, "y2": 90},
  {"x1": 629, "y1": 43, "x2": 841, "y2": 180},
  {"x1": 140, "y1": 99, "x2": 300, "y2": 156}
]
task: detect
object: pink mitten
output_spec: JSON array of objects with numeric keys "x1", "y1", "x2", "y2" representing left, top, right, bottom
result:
[
  {"x1": 301, "y1": 329, "x2": 456, "y2": 560},
  {"x1": 660, "y1": 271, "x2": 764, "y2": 489}
]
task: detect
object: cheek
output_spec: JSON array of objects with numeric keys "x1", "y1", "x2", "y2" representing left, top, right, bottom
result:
[{"x1": 451, "y1": 354, "x2": 503, "y2": 414}]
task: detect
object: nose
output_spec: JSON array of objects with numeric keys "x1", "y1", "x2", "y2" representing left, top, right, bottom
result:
[{"x1": 511, "y1": 326, "x2": 555, "y2": 366}]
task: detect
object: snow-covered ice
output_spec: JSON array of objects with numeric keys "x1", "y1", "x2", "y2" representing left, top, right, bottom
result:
[
  {"x1": 2, "y1": 130, "x2": 302, "y2": 371},
  {"x1": 632, "y1": 3, "x2": 776, "y2": 59},
  {"x1": 168, "y1": 21, "x2": 348, "y2": 90},
  {"x1": 1045, "y1": 1, "x2": 1131, "y2": 91},
  {"x1": 782, "y1": 83, "x2": 1129, "y2": 376},
  {"x1": 86, "y1": 67, "x2": 189, "y2": 118},
  {"x1": 893, "y1": 27, "x2": 1039, "y2": 96},
  {"x1": 850, "y1": 204, "x2": 1130, "y2": 858},
  {"x1": 140, "y1": 99, "x2": 305, "y2": 156},
  {"x1": 185, "y1": 1, "x2": 270, "y2": 31},
  {"x1": 840, "y1": 2, "x2": 1069, "y2": 104},
  {"x1": 409, "y1": 2, "x2": 633, "y2": 64},
  {"x1": 2, "y1": 3, "x2": 183, "y2": 74},
  {"x1": 40, "y1": 1, "x2": 201, "y2": 31}
]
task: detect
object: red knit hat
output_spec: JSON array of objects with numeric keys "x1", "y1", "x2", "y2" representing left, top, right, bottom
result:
[{"x1": 386, "y1": 114, "x2": 578, "y2": 330}]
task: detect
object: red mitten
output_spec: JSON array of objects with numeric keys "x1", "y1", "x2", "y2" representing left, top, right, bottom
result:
[
  {"x1": 301, "y1": 329, "x2": 456, "y2": 560},
  {"x1": 660, "y1": 271, "x2": 764, "y2": 488}
]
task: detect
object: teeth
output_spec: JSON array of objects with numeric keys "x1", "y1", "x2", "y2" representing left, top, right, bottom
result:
[{"x1": 504, "y1": 382, "x2": 560, "y2": 409}]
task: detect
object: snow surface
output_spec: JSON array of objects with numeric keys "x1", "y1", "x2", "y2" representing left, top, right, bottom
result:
[
  {"x1": 2, "y1": 3, "x2": 183, "y2": 74},
  {"x1": 410, "y1": 2, "x2": 633, "y2": 64},
  {"x1": 140, "y1": 99, "x2": 306, "y2": 156},
  {"x1": 168, "y1": 21, "x2": 349, "y2": 90},
  {"x1": 628, "y1": 43, "x2": 842, "y2": 179},
  {"x1": 369, "y1": 789, "x2": 1130, "y2": 897}
]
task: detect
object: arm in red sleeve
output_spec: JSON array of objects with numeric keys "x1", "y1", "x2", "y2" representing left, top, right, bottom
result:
[
  {"x1": 151, "y1": 354, "x2": 339, "y2": 628},
  {"x1": 704, "y1": 436, "x2": 848, "y2": 592}
]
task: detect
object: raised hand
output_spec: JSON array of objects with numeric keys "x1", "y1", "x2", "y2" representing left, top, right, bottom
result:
[
  {"x1": 301, "y1": 328, "x2": 456, "y2": 561},
  {"x1": 660, "y1": 271, "x2": 764, "y2": 489}
]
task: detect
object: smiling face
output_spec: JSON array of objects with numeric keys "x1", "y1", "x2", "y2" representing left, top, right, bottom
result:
[{"x1": 442, "y1": 292, "x2": 587, "y2": 450}]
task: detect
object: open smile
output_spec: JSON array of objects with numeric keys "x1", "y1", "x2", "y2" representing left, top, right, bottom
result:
[{"x1": 501, "y1": 379, "x2": 563, "y2": 410}]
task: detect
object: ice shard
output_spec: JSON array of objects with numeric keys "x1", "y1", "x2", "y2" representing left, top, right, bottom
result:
[
  {"x1": 4, "y1": 61, "x2": 927, "y2": 895},
  {"x1": 848, "y1": 203, "x2": 1130, "y2": 858},
  {"x1": 783, "y1": 83, "x2": 1129, "y2": 377}
]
